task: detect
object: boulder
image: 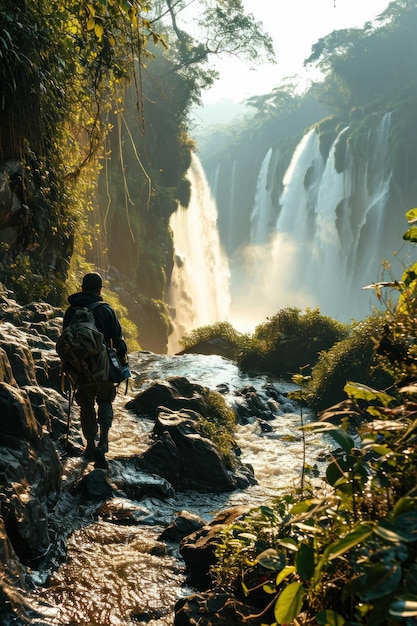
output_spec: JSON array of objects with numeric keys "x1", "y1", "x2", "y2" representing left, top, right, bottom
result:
[
  {"x1": 73, "y1": 469, "x2": 114, "y2": 501},
  {"x1": 179, "y1": 506, "x2": 251, "y2": 590},
  {"x1": 0, "y1": 515, "x2": 31, "y2": 621},
  {"x1": 136, "y1": 430, "x2": 181, "y2": 489},
  {"x1": 126, "y1": 376, "x2": 209, "y2": 419},
  {"x1": 0, "y1": 382, "x2": 42, "y2": 446},
  {"x1": 0, "y1": 323, "x2": 37, "y2": 386},
  {"x1": 174, "y1": 591, "x2": 263, "y2": 626},
  {"x1": 159, "y1": 510, "x2": 206, "y2": 543},
  {"x1": 110, "y1": 457, "x2": 176, "y2": 501},
  {"x1": 153, "y1": 408, "x2": 236, "y2": 492}
]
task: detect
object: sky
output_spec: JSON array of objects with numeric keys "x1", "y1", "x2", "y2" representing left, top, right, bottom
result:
[{"x1": 200, "y1": 0, "x2": 392, "y2": 105}]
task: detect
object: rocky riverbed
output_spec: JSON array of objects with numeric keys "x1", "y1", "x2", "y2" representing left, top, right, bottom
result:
[{"x1": 0, "y1": 283, "x2": 328, "y2": 625}]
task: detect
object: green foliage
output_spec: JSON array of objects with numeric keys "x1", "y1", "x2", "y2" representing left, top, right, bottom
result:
[
  {"x1": 211, "y1": 213, "x2": 417, "y2": 625},
  {"x1": 238, "y1": 307, "x2": 347, "y2": 379},
  {"x1": 305, "y1": 315, "x2": 392, "y2": 413},
  {"x1": 180, "y1": 321, "x2": 250, "y2": 358},
  {"x1": 197, "y1": 387, "x2": 237, "y2": 465},
  {"x1": 213, "y1": 378, "x2": 417, "y2": 624}
]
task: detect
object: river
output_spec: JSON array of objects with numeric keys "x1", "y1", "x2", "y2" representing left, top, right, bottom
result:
[{"x1": 24, "y1": 351, "x2": 331, "y2": 626}]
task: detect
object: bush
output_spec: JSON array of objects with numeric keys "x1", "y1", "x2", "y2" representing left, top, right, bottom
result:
[
  {"x1": 306, "y1": 314, "x2": 392, "y2": 413},
  {"x1": 238, "y1": 307, "x2": 348, "y2": 379}
]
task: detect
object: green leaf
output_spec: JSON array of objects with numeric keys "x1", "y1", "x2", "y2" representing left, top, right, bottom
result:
[
  {"x1": 274, "y1": 581, "x2": 305, "y2": 624},
  {"x1": 295, "y1": 543, "x2": 315, "y2": 582},
  {"x1": 328, "y1": 428, "x2": 355, "y2": 454},
  {"x1": 316, "y1": 609, "x2": 346, "y2": 625},
  {"x1": 325, "y1": 523, "x2": 374, "y2": 561},
  {"x1": 392, "y1": 511, "x2": 417, "y2": 542},
  {"x1": 392, "y1": 497, "x2": 417, "y2": 519},
  {"x1": 238, "y1": 532, "x2": 258, "y2": 541},
  {"x1": 256, "y1": 548, "x2": 286, "y2": 571},
  {"x1": 305, "y1": 423, "x2": 356, "y2": 454},
  {"x1": 389, "y1": 599, "x2": 417, "y2": 618},
  {"x1": 374, "y1": 522, "x2": 406, "y2": 543},
  {"x1": 344, "y1": 382, "x2": 393, "y2": 406},
  {"x1": 276, "y1": 565, "x2": 296, "y2": 586},
  {"x1": 290, "y1": 501, "x2": 314, "y2": 514},
  {"x1": 401, "y1": 263, "x2": 417, "y2": 287},
  {"x1": 326, "y1": 455, "x2": 367, "y2": 490},
  {"x1": 262, "y1": 582, "x2": 277, "y2": 594},
  {"x1": 278, "y1": 538, "x2": 298, "y2": 551},
  {"x1": 360, "y1": 564, "x2": 402, "y2": 601}
]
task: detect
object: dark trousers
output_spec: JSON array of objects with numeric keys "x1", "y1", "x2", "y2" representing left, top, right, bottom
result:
[{"x1": 75, "y1": 381, "x2": 116, "y2": 442}]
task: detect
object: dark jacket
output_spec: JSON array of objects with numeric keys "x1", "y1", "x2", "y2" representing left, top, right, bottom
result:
[{"x1": 63, "y1": 292, "x2": 128, "y2": 364}]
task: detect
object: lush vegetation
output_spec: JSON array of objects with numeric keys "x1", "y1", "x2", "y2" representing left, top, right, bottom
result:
[
  {"x1": 208, "y1": 213, "x2": 417, "y2": 624},
  {"x1": 180, "y1": 308, "x2": 348, "y2": 380},
  {"x1": 0, "y1": 0, "x2": 273, "y2": 350},
  {"x1": 197, "y1": 387, "x2": 237, "y2": 466},
  {"x1": 305, "y1": 315, "x2": 393, "y2": 413}
]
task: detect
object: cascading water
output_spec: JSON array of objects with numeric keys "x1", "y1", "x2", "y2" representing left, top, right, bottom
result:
[
  {"x1": 250, "y1": 148, "x2": 274, "y2": 245},
  {"x1": 213, "y1": 112, "x2": 403, "y2": 326},
  {"x1": 167, "y1": 154, "x2": 230, "y2": 353}
]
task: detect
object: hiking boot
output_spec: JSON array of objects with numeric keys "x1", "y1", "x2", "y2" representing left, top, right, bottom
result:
[
  {"x1": 94, "y1": 447, "x2": 109, "y2": 470},
  {"x1": 82, "y1": 441, "x2": 96, "y2": 461}
]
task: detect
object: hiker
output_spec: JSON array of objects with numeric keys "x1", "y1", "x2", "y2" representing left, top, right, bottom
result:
[{"x1": 62, "y1": 272, "x2": 128, "y2": 460}]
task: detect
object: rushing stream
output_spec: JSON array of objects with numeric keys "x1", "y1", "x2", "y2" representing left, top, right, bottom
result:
[{"x1": 25, "y1": 351, "x2": 331, "y2": 626}]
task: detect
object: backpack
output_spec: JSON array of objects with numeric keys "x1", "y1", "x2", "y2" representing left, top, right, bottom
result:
[{"x1": 56, "y1": 302, "x2": 110, "y2": 386}]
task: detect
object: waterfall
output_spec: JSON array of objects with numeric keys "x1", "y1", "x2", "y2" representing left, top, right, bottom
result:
[
  {"x1": 167, "y1": 153, "x2": 230, "y2": 353},
  {"x1": 214, "y1": 112, "x2": 398, "y2": 328},
  {"x1": 270, "y1": 117, "x2": 394, "y2": 320},
  {"x1": 250, "y1": 148, "x2": 274, "y2": 245}
]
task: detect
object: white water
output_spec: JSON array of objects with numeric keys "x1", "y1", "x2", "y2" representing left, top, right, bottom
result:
[
  {"x1": 27, "y1": 352, "x2": 331, "y2": 626},
  {"x1": 227, "y1": 113, "x2": 399, "y2": 326},
  {"x1": 250, "y1": 148, "x2": 274, "y2": 245},
  {"x1": 167, "y1": 154, "x2": 230, "y2": 353}
]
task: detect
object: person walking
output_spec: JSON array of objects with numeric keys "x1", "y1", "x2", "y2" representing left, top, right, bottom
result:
[{"x1": 62, "y1": 272, "x2": 128, "y2": 461}]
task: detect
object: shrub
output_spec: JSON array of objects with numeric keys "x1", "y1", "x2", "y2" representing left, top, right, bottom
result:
[
  {"x1": 238, "y1": 307, "x2": 348, "y2": 379},
  {"x1": 306, "y1": 314, "x2": 392, "y2": 413}
]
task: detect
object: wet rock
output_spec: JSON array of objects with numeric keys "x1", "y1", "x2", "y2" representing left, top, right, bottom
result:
[
  {"x1": 23, "y1": 385, "x2": 68, "y2": 439},
  {"x1": 0, "y1": 345, "x2": 16, "y2": 385},
  {"x1": 0, "y1": 434, "x2": 61, "y2": 561},
  {"x1": 136, "y1": 430, "x2": 181, "y2": 488},
  {"x1": 174, "y1": 591, "x2": 263, "y2": 626},
  {"x1": 159, "y1": 510, "x2": 206, "y2": 543},
  {"x1": 179, "y1": 506, "x2": 251, "y2": 590},
  {"x1": 110, "y1": 458, "x2": 176, "y2": 500},
  {"x1": 154, "y1": 408, "x2": 235, "y2": 492},
  {"x1": 126, "y1": 376, "x2": 209, "y2": 419},
  {"x1": 0, "y1": 382, "x2": 42, "y2": 445},
  {"x1": 97, "y1": 498, "x2": 152, "y2": 525},
  {"x1": 73, "y1": 469, "x2": 114, "y2": 501},
  {"x1": 0, "y1": 515, "x2": 31, "y2": 620}
]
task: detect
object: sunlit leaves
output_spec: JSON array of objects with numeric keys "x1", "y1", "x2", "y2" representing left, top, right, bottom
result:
[
  {"x1": 405, "y1": 208, "x2": 417, "y2": 223},
  {"x1": 403, "y1": 225, "x2": 417, "y2": 242},
  {"x1": 323, "y1": 523, "x2": 374, "y2": 562},
  {"x1": 273, "y1": 581, "x2": 305, "y2": 624},
  {"x1": 295, "y1": 542, "x2": 315, "y2": 582},
  {"x1": 344, "y1": 381, "x2": 394, "y2": 406},
  {"x1": 403, "y1": 208, "x2": 417, "y2": 242}
]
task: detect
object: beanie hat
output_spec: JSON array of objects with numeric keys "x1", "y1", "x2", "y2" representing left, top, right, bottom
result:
[{"x1": 82, "y1": 272, "x2": 103, "y2": 292}]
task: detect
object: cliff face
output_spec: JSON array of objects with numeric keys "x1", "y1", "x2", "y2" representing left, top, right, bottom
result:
[{"x1": 0, "y1": 4, "x2": 194, "y2": 354}]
